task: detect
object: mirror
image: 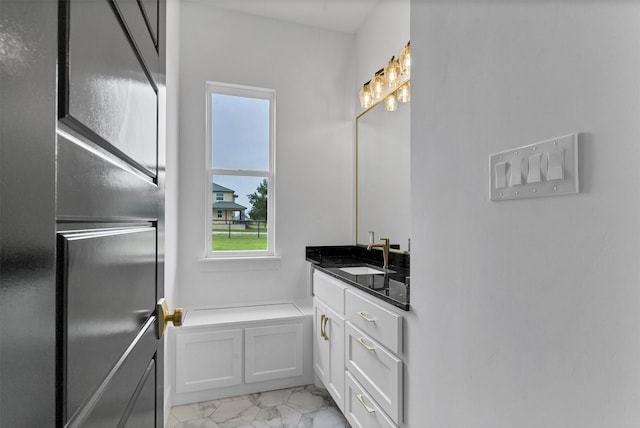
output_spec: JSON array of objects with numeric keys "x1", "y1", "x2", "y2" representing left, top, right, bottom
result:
[{"x1": 356, "y1": 82, "x2": 410, "y2": 252}]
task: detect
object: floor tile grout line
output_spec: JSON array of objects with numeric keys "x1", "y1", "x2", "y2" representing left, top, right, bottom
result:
[{"x1": 169, "y1": 384, "x2": 350, "y2": 427}]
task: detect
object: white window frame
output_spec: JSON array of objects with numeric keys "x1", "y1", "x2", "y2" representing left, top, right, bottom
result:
[{"x1": 204, "y1": 82, "x2": 276, "y2": 259}]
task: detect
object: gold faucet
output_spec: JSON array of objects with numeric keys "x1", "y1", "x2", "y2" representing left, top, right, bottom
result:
[{"x1": 367, "y1": 238, "x2": 390, "y2": 270}]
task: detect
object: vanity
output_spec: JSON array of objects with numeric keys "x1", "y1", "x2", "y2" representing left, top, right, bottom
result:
[
  {"x1": 307, "y1": 41, "x2": 411, "y2": 427},
  {"x1": 306, "y1": 245, "x2": 409, "y2": 428}
]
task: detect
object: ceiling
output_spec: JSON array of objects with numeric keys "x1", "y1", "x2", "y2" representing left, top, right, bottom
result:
[{"x1": 203, "y1": 0, "x2": 382, "y2": 34}]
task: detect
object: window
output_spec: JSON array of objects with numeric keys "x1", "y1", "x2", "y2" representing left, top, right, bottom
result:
[{"x1": 205, "y1": 82, "x2": 275, "y2": 258}]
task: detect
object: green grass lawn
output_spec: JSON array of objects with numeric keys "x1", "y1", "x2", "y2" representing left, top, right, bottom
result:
[{"x1": 212, "y1": 233, "x2": 267, "y2": 251}]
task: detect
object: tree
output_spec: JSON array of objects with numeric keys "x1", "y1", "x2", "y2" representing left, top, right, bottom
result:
[{"x1": 247, "y1": 179, "x2": 268, "y2": 220}]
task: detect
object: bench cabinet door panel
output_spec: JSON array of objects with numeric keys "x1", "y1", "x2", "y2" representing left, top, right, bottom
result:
[{"x1": 245, "y1": 323, "x2": 304, "y2": 383}]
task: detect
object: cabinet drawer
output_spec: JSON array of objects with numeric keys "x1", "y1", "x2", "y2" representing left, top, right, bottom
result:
[
  {"x1": 344, "y1": 371, "x2": 398, "y2": 428},
  {"x1": 345, "y1": 289, "x2": 403, "y2": 353},
  {"x1": 345, "y1": 323, "x2": 402, "y2": 424},
  {"x1": 313, "y1": 271, "x2": 347, "y2": 314}
]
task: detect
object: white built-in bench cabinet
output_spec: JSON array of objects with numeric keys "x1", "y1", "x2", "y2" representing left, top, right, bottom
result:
[
  {"x1": 173, "y1": 303, "x2": 313, "y2": 405},
  {"x1": 312, "y1": 269, "x2": 405, "y2": 428}
]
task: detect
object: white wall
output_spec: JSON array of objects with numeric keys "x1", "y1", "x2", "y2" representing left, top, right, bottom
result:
[
  {"x1": 354, "y1": 0, "x2": 410, "y2": 250},
  {"x1": 177, "y1": 2, "x2": 354, "y2": 309},
  {"x1": 355, "y1": 0, "x2": 410, "y2": 98},
  {"x1": 409, "y1": 2, "x2": 640, "y2": 427},
  {"x1": 164, "y1": 0, "x2": 180, "y2": 419}
]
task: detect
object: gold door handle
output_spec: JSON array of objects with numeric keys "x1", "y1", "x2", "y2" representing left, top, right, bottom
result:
[
  {"x1": 323, "y1": 315, "x2": 329, "y2": 341},
  {"x1": 357, "y1": 311, "x2": 375, "y2": 322},
  {"x1": 157, "y1": 298, "x2": 184, "y2": 339},
  {"x1": 357, "y1": 337, "x2": 375, "y2": 351},
  {"x1": 356, "y1": 394, "x2": 375, "y2": 413}
]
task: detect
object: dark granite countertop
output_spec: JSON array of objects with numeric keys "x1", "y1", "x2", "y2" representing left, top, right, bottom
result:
[{"x1": 306, "y1": 245, "x2": 410, "y2": 311}]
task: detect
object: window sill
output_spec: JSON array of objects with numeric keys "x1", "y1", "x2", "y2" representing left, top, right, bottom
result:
[{"x1": 198, "y1": 256, "x2": 281, "y2": 272}]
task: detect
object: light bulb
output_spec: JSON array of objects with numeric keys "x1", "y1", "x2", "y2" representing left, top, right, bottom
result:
[
  {"x1": 384, "y1": 93, "x2": 398, "y2": 111},
  {"x1": 397, "y1": 82, "x2": 410, "y2": 103},
  {"x1": 359, "y1": 83, "x2": 373, "y2": 108},
  {"x1": 399, "y1": 42, "x2": 411, "y2": 75},
  {"x1": 370, "y1": 72, "x2": 385, "y2": 100},
  {"x1": 384, "y1": 57, "x2": 401, "y2": 88}
]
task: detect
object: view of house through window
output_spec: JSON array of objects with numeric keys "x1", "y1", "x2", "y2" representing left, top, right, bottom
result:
[{"x1": 206, "y1": 83, "x2": 275, "y2": 257}]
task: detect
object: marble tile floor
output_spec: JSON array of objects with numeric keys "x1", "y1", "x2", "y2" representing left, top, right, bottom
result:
[{"x1": 168, "y1": 384, "x2": 352, "y2": 428}]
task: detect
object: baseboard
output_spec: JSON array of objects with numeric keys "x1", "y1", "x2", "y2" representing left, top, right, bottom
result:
[{"x1": 172, "y1": 373, "x2": 313, "y2": 406}]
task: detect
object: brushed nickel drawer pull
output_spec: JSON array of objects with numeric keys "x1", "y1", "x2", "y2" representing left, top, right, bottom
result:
[
  {"x1": 357, "y1": 311, "x2": 375, "y2": 322},
  {"x1": 357, "y1": 337, "x2": 375, "y2": 351},
  {"x1": 356, "y1": 394, "x2": 375, "y2": 413}
]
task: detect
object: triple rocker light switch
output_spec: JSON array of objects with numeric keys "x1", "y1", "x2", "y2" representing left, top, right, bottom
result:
[{"x1": 490, "y1": 133, "x2": 578, "y2": 201}]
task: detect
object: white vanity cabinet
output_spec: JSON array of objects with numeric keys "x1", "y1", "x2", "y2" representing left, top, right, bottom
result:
[
  {"x1": 312, "y1": 269, "x2": 405, "y2": 427},
  {"x1": 345, "y1": 321, "x2": 402, "y2": 423},
  {"x1": 313, "y1": 271, "x2": 348, "y2": 411}
]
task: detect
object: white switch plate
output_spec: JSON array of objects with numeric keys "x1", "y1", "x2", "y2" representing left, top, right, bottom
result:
[{"x1": 490, "y1": 133, "x2": 579, "y2": 201}]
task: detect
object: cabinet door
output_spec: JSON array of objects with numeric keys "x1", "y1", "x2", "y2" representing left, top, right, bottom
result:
[
  {"x1": 175, "y1": 329, "x2": 243, "y2": 393},
  {"x1": 313, "y1": 298, "x2": 345, "y2": 411},
  {"x1": 313, "y1": 299, "x2": 330, "y2": 384},
  {"x1": 245, "y1": 323, "x2": 304, "y2": 383},
  {"x1": 324, "y1": 304, "x2": 345, "y2": 412}
]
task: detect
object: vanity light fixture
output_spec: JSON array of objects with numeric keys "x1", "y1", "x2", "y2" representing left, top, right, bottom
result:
[
  {"x1": 358, "y1": 41, "x2": 410, "y2": 111},
  {"x1": 384, "y1": 92, "x2": 398, "y2": 111},
  {"x1": 396, "y1": 81, "x2": 410, "y2": 103},
  {"x1": 399, "y1": 41, "x2": 411, "y2": 75},
  {"x1": 384, "y1": 56, "x2": 401, "y2": 88},
  {"x1": 370, "y1": 69, "x2": 386, "y2": 100},
  {"x1": 359, "y1": 81, "x2": 373, "y2": 109}
]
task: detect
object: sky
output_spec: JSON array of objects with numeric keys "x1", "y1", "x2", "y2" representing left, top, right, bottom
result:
[{"x1": 211, "y1": 94, "x2": 270, "y2": 213}]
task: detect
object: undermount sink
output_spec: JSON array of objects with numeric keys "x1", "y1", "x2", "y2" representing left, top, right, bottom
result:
[{"x1": 339, "y1": 266, "x2": 386, "y2": 275}]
